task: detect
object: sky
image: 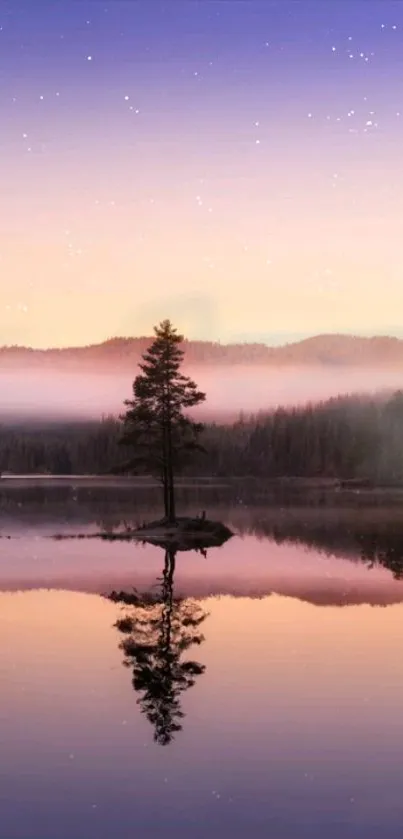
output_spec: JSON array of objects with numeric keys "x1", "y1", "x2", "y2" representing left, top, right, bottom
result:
[{"x1": 1, "y1": 0, "x2": 403, "y2": 349}]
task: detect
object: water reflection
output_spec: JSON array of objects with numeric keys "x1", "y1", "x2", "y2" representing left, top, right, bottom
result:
[
  {"x1": 245, "y1": 514, "x2": 403, "y2": 581},
  {"x1": 358, "y1": 531, "x2": 403, "y2": 580},
  {"x1": 109, "y1": 547, "x2": 208, "y2": 745},
  {"x1": 4, "y1": 479, "x2": 403, "y2": 605},
  {"x1": 3, "y1": 515, "x2": 403, "y2": 835}
]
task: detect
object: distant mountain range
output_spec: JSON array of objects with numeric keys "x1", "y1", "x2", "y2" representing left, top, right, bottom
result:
[{"x1": 2, "y1": 333, "x2": 403, "y2": 371}]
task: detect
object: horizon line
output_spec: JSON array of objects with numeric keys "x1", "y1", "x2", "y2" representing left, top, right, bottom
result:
[{"x1": 1, "y1": 330, "x2": 403, "y2": 354}]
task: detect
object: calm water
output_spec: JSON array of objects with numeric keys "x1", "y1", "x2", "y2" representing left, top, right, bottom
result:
[{"x1": 2, "y1": 480, "x2": 403, "y2": 838}]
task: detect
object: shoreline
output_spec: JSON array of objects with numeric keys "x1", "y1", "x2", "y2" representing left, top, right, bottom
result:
[{"x1": 1, "y1": 474, "x2": 403, "y2": 492}]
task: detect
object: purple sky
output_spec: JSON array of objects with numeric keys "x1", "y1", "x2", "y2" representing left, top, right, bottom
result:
[{"x1": 1, "y1": 1, "x2": 403, "y2": 347}]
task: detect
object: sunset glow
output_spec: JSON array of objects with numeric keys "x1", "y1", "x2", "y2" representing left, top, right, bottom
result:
[{"x1": 2, "y1": 2, "x2": 403, "y2": 347}]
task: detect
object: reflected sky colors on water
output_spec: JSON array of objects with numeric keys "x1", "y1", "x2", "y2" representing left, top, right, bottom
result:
[{"x1": 2, "y1": 493, "x2": 403, "y2": 837}]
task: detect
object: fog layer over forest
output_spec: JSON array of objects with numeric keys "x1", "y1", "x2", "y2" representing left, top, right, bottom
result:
[{"x1": 1, "y1": 365, "x2": 403, "y2": 421}]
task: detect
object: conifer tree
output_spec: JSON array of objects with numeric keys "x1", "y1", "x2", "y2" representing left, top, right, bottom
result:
[{"x1": 120, "y1": 320, "x2": 206, "y2": 522}]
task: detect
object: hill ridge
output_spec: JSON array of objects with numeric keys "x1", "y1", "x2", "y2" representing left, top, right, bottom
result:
[{"x1": 1, "y1": 333, "x2": 403, "y2": 369}]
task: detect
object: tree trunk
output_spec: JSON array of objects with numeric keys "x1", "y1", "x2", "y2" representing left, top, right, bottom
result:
[
  {"x1": 168, "y1": 471, "x2": 175, "y2": 523},
  {"x1": 166, "y1": 417, "x2": 176, "y2": 523},
  {"x1": 162, "y1": 462, "x2": 169, "y2": 520},
  {"x1": 162, "y1": 427, "x2": 170, "y2": 520}
]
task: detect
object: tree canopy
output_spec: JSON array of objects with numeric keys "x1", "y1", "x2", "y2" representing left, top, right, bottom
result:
[{"x1": 119, "y1": 320, "x2": 206, "y2": 521}]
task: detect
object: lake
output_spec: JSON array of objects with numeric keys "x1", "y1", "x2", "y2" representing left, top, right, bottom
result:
[{"x1": 2, "y1": 479, "x2": 403, "y2": 838}]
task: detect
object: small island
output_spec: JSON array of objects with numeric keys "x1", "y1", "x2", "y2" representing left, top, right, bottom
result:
[{"x1": 131, "y1": 514, "x2": 233, "y2": 551}]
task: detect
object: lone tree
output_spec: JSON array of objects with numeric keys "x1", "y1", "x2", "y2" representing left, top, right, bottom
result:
[{"x1": 119, "y1": 320, "x2": 206, "y2": 522}]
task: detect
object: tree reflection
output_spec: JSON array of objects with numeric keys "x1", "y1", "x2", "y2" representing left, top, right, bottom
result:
[
  {"x1": 358, "y1": 531, "x2": 403, "y2": 580},
  {"x1": 109, "y1": 547, "x2": 207, "y2": 746}
]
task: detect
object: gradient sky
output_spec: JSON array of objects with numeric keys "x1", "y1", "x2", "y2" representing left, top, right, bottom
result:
[{"x1": 2, "y1": 0, "x2": 403, "y2": 348}]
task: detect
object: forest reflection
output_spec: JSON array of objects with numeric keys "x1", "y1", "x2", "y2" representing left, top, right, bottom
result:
[
  {"x1": 96, "y1": 513, "x2": 403, "y2": 581},
  {"x1": 243, "y1": 516, "x2": 403, "y2": 580},
  {"x1": 108, "y1": 547, "x2": 208, "y2": 746},
  {"x1": 3, "y1": 481, "x2": 403, "y2": 582}
]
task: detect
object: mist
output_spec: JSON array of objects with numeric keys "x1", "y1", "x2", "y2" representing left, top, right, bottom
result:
[{"x1": 1, "y1": 365, "x2": 403, "y2": 422}]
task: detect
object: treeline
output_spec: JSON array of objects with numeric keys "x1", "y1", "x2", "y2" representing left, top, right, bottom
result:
[
  {"x1": 0, "y1": 417, "x2": 121, "y2": 476},
  {"x1": 1, "y1": 390, "x2": 403, "y2": 481}
]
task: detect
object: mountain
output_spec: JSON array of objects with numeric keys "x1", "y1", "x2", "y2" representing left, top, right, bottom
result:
[{"x1": 1, "y1": 334, "x2": 403, "y2": 372}]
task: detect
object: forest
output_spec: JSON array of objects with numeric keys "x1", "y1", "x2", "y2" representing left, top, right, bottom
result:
[{"x1": 1, "y1": 389, "x2": 403, "y2": 483}]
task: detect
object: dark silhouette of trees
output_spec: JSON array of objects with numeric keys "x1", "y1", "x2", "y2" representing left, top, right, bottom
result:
[
  {"x1": 358, "y1": 531, "x2": 403, "y2": 580},
  {"x1": 119, "y1": 320, "x2": 206, "y2": 522},
  {"x1": 109, "y1": 547, "x2": 207, "y2": 745},
  {"x1": 225, "y1": 508, "x2": 403, "y2": 581},
  {"x1": 2, "y1": 389, "x2": 403, "y2": 484}
]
